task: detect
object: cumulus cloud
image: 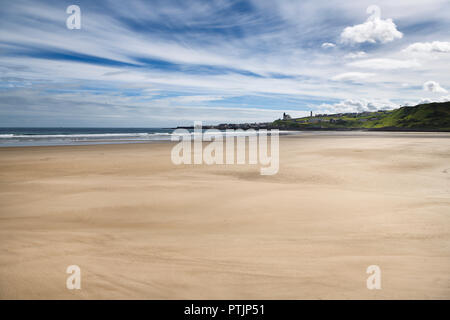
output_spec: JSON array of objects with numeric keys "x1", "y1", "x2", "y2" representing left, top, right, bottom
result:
[
  {"x1": 340, "y1": 5, "x2": 403, "y2": 44},
  {"x1": 417, "y1": 95, "x2": 450, "y2": 104},
  {"x1": 348, "y1": 58, "x2": 420, "y2": 70},
  {"x1": 317, "y1": 99, "x2": 398, "y2": 114},
  {"x1": 321, "y1": 42, "x2": 336, "y2": 49},
  {"x1": 320, "y1": 96, "x2": 448, "y2": 113},
  {"x1": 344, "y1": 51, "x2": 366, "y2": 59},
  {"x1": 403, "y1": 41, "x2": 450, "y2": 53},
  {"x1": 423, "y1": 81, "x2": 448, "y2": 93},
  {"x1": 331, "y1": 72, "x2": 374, "y2": 82}
]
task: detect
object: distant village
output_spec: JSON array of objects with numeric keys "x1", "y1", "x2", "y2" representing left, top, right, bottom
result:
[
  {"x1": 175, "y1": 110, "x2": 392, "y2": 130},
  {"x1": 280, "y1": 110, "x2": 390, "y2": 123}
]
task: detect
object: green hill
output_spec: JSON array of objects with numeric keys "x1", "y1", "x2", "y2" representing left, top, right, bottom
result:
[{"x1": 272, "y1": 101, "x2": 450, "y2": 131}]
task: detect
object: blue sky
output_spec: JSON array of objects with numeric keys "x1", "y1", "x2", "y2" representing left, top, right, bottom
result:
[{"x1": 0, "y1": 0, "x2": 449, "y2": 127}]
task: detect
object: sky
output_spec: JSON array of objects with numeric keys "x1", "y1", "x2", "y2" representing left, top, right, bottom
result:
[{"x1": 0, "y1": 0, "x2": 449, "y2": 127}]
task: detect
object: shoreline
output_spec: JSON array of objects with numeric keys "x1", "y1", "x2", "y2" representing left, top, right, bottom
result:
[
  {"x1": 1, "y1": 130, "x2": 450, "y2": 149},
  {"x1": 174, "y1": 126, "x2": 450, "y2": 132}
]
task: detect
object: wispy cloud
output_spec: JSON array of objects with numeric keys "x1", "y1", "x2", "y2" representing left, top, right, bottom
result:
[
  {"x1": 404, "y1": 41, "x2": 450, "y2": 53},
  {"x1": 348, "y1": 58, "x2": 421, "y2": 70},
  {"x1": 331, "y1": 72, "x2": 375, "y2": 82},
  {"x1": 0, "y1": 0, "x2": 449, "y2": 126}
]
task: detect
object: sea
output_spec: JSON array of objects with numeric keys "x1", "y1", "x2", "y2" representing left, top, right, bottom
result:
[{"x1": 0, "y1": 128, "x2": 299, "y2": 147}]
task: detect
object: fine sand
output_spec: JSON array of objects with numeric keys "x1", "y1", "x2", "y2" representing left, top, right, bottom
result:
[{"x1": 0, "y1": 132, "x2": 449, "y2": 299}]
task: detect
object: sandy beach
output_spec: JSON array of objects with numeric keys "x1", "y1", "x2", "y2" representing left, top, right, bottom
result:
[{"x1": 0, "y1": 132, "x2": 449, "y2": 299}]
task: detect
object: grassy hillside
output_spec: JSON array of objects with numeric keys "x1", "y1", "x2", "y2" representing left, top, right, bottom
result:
[
  {"x1": 272, "y1": 101, "x2": 450, "y2": 131},
  {"x1": 368, "y1": 102, "x2": 450, "y2": 129}
]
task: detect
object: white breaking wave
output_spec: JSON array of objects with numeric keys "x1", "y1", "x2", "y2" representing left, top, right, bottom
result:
[
  {"x1": 0, "y1": 130, "x2": 302, "y2": 147},
  {"x1": 0, "y1": 131, "x2": 299, "y2": 139},
  {"x1": 0, "y1": 133, "x2": 170, "y2": 139}
]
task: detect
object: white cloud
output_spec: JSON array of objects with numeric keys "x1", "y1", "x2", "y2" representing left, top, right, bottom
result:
[
  {"x1": 423, "y1": 81, "x2": 448, "y2": 93},
  {"x1": 160, "y1": 95, "x2": 225, "y2": 103},
  {"x1": 416, "y1": 95, "x2": 450, "y2": 105},
  {"x1": 331, "y1": 72, "x2": 375, "y2": 82},
  {"x1": 317, "y1": 98, "x2": 398, "y2": 114},
  {"x1": 321, "y1": 42, "x2": 336, "y2": 49},
  {"x1": 345, "y1": 51, "x2": 367, "y2": 59},
  {"x1": 340, "y1": 5, "x2": 403, "y2": 44},
  {"x1": 404, "y1": 41, "x2": 450, "y2": 53},
  {"x1": 348, "y1": 58, "x2": 420, "y2": 70}
]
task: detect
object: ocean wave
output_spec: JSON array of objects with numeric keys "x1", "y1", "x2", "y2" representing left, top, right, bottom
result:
[
  {"x1": 0, "y1": 133, "x2": 170, "y2": 139},
  {"x1": 0, "y1": 130, "x2": 302, "y2": 147},
  {"x1": 0, "y1": 131, "x2": 297, "y2": 139}
]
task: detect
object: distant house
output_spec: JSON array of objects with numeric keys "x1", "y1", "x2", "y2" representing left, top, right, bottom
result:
[{"x1": 283, "y1": 112, "x2": 292, "y2": 120}]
